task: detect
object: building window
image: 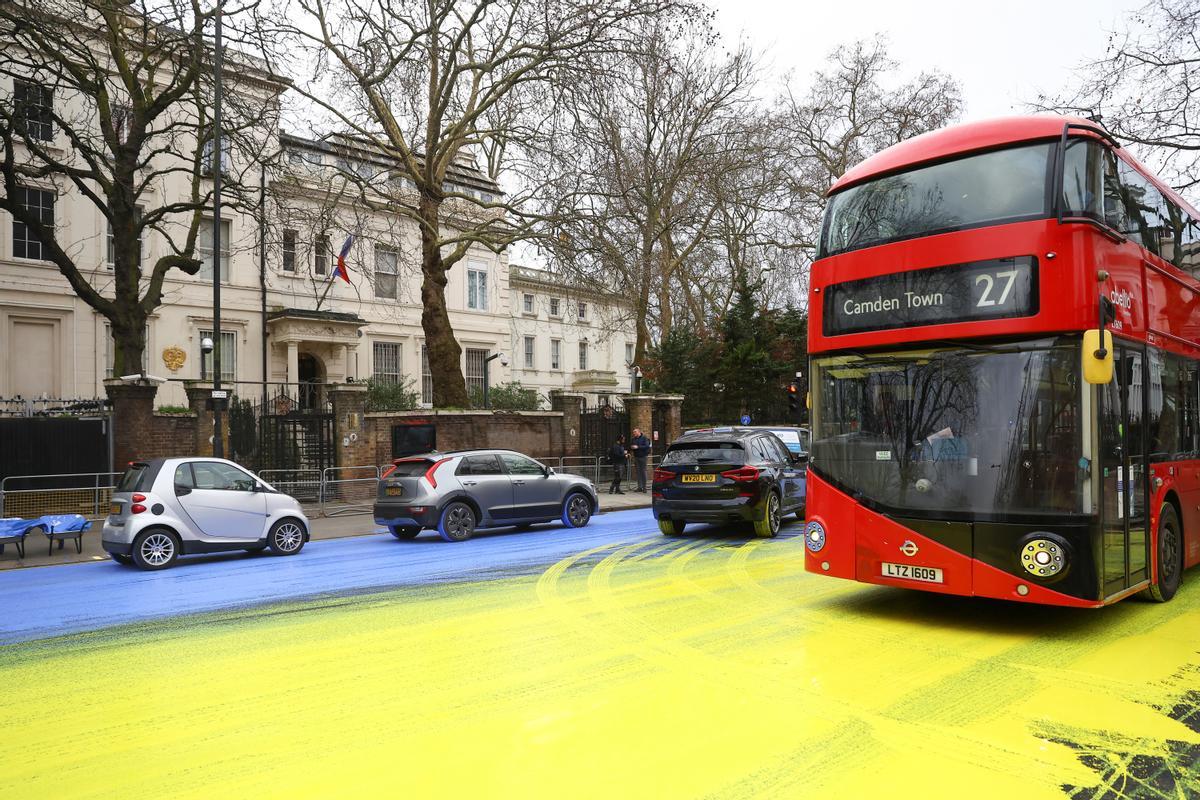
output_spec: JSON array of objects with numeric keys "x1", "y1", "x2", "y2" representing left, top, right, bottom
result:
[
  {"x1": 551, "y1": 339, "x2": 561, "y2": 371},
  {"x1": 14, "y1": 80, "x2": 53, "y2": 141},
  {"x1": 197, "y1": 219, "x2": 230, "y2": 281},
  {"x1": 375, "y1": 244, "x2": 398, "y2": 299},
  {"x1": 12, "y1": 187, "x2": 54, "y2": 260},
  {"x1": 282, "y1": 229, "x2": 297, "y2": 272},
  {"x1": 314, "y1": 234, "x2": 329, "y2": 275},
  {"x1": 106, "y1": 206, "x2": 143, "y2": 269},
  {"x1": 522, "y1": 293, "x2": 535, "y2": 314},
  {"x1": 421, "y1": 344, "x2": 433, "y2": 405},
  {"x1": 373, "y1": 341, "x2": 402, "y2": 385},
  {"x1": 199, "y1": 329, "x2": 236, "y2": 383},
  {"x1": 467, "y1": 266, "x2": 488, "y2": 310},
  {"x1": 104, "y1": 323, "x2": 150, "y2": 378},
  {"x1": 201, "y1": 129, "x2": 232, "y2": 175},
  {"x1": 577, "y1": 301, "x2": 588, "y2": 322},
  {"x1": 625, "y1": 343, "x2": 634, "y2": 366},
  {"x1": 524, "y1": 336, "x2": 535, "y2": 369},
  {"x1": 578, "y1": 341, "x2": 588, "y2": 371},
  {"x1": 549, "y1": 298, "x2": 561, "y2": 317},
  {"x1": 465, "y1": 348, "x2": 488, "y2": 396}
]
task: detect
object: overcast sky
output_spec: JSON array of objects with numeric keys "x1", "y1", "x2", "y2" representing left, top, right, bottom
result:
[{"x1": 711, "y1": 0, "x2": 1139, "y2": 120}]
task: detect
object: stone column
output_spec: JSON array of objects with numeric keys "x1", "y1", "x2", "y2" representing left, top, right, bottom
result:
[
  {"x1": 655, "y1": 394, "x2": 685, "y2": 450},
  {"x1": 622, "y1": 394, "x2": 654, "y2": 444},
  {"x1": 286, "y1": 341, "x2": 299, "y2": 388},
  {"x1": 328, "y1": 383, "x2": 370, "y2": 468},
  {"x1": 549, "y1": 390, "x2": 585, "y2": 458},
  {"x1": 103, "y1": 378, "x2": 159, "y2": 471},
  {"x1": 183, "y1": 381, "x2": 228, "y2": 458}
]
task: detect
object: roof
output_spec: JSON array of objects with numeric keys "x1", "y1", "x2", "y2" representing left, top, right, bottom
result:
[{"x1": 829, "y1": 115, "x2": 1104, "y2": 195}]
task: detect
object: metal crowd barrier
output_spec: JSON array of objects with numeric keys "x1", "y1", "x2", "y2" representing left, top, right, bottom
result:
[
  {"x1": 320, "y1": 465, "x2": 382, "y2": 517},
  {"x1": 0, "y1": 472, "x2": 122, "y2": 520},
  {"x1": 258, "y1": 468, "x2": 323, "y2": 505}
]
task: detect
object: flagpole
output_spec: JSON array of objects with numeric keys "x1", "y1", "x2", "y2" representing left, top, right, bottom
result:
[{"x1": 315, "y1": 274, "x2": 335, "y2": 310}]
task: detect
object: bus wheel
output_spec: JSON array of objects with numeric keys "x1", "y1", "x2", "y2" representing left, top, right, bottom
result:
[{"x1": 1142, "y1": 503, "x2": 1183, "y2": 603}]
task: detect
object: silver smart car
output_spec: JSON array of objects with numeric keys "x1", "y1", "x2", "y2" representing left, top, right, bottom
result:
[
  {"x1": 373, "y1": 449, "x2": 599, "y2": 541},
  {"x1": 102, "y1": 457, "x2": 310, "y2": 570}
]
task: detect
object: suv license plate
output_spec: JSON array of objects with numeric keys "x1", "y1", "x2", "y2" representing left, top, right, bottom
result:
[
  {"x1": 881, "y1": 562, "x2": 943, "y2": 584},
  {"x1": 386, "y1": 486, "x2": 403, "y2": 496},
  {"x1": 680, "y1": 474, "x2": 716, "y2": 483}
]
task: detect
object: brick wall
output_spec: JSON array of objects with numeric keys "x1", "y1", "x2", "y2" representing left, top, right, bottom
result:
[
  {"x1": 364, "y1": 410, "x2": 568, "y2": 464},
  {"x1": 145, "y1": 413, "x2": 199, "y2": 461}
]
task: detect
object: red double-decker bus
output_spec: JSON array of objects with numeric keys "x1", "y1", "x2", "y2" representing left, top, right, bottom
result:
[{"x1": 804, "y1": 115, "x2": 1200, "y2": 607}]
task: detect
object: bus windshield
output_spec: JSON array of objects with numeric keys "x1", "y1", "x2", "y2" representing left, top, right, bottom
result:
[
  {"x1": 821, "y1": 142, "x2": 1053, "y2": 257},
  {"x1": 811, "y1": 337, "x2": 1083, "y2": 516}
]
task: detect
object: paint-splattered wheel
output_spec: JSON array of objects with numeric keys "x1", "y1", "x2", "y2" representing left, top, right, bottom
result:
[
  {"x1": 1143, "y1": 503, "x2": 1183, "y2": 602},
  {"x1": 659, "y1": 519, "x2": 685, "y2": 536},
  {"x1": 438, "y1": 502, "x2": 476, "y2": 542},
  {"x1": 752, "y1": 493, "x2": 781, "y2": 538},
  {"x1": 561, "y1": 492, "x2": 592, "y2": 529}
]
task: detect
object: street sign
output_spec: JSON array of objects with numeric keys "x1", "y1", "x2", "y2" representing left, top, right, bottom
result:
[
  {"x1": 740, "y1": 414, "x2": 752, "y2": 425},
  {"x1": 211, "y1": 389, "x2": 228, "y2": 399}
]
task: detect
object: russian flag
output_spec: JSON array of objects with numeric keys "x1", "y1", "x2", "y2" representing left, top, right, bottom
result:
[{"x1": 332, "y1": 234, "x2": 353, "y2": 283}]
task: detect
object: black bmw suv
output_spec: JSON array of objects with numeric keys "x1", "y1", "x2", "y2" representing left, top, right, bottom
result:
[{"x1": 652, "y1": 428, "x2": 806, "y2": 538}]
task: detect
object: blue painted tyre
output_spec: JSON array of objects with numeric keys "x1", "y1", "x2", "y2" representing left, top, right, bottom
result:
[
  {"x1": 437, "y1": 502, "x2": 476, "y2": 542},
  {"x1": 561, "y1": 492, "x2": 592, "y2": 529}
]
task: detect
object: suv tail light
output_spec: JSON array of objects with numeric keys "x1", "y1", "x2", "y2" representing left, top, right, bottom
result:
[
  {"x1": 424, "y1": 458, "x2": 450, "y2": 489},
  {"x1": 653, "y1": 468, "x2": 674, "y2": 483},
  {"x1": 720, "y1": 466, "x2": 760, "y2": 482},
  {"x1": 381, "y1": 465, "x2": 397, "y2": 478}
]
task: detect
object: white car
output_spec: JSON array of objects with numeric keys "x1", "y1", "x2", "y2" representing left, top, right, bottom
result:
[{"x1": 102, "y1": 457, "x2": 310, "y2": 570}]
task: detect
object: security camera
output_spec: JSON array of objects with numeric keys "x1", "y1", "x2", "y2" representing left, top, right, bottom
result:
[
  {"x1": 499, "y1": 353, "x2": 509, "y2": 367},
  {"x1": 200, "y1": 336, "x2": 214, "y2": 354}
]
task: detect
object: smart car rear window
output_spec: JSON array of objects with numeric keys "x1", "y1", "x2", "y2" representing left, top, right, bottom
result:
[
  {"x1": 116, "y1": 464, "x2": 148, "y2": 492},
  {"x1": 662, "y1": 441, "x2": 746, "y2": 466}
]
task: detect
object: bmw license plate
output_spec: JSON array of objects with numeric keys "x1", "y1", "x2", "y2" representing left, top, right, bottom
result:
[
  {"x1": 385, "y1": 485, "x2": 403, "y2": 496},
  {"x1": 881, "y1": 562, "x2": 943, "y2": 583},
  {"x1": 680, "y1": 474, "x2": 716, "y2": 483}
]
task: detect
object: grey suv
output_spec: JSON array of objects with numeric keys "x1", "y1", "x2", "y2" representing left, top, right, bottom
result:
[{"x1": 373, "y1": 449, "x2": 599, "y2": 542}]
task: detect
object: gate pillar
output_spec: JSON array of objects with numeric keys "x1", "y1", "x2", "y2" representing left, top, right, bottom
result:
[
  {"x1": 329, "y1": 383, "x2": 369, "y2": 467},
  {"x1": 654, "y1": 395, "x2": 685, "y2": 451},
  {"x1": 549, "y1": 390, "x2": 585, "y2": 458},
  {"x1": 622, "y1": 394, "x2": 654, "y2": 443},
  {"x1": 183, "y1": 382, "x2": 229, "y2": 458},
  {"x1": 103, "y1": 378, "x2": 159, "y2": 470}
]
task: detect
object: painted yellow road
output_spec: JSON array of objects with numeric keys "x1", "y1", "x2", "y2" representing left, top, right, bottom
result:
[{"x1": 1, "y1": 531, "x2": 1197, "y2": 799}]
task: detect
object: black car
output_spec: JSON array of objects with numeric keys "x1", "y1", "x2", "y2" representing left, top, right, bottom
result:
[{"x1": 651, "y1": 428, "x2": 806, "y2": 537}]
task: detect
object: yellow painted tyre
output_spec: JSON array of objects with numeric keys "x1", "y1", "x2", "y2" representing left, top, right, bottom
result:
[
  {"x1": 659, "y1": 519, "x2": 685, "y2": 536},
  {"x1": 753, "y1": 493, "x2": 781, "y2": 538}
]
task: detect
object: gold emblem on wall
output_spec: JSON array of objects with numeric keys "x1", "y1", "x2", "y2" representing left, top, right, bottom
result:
[{"x1": 162, "y1": 346, "x2": 187, "y2": 373}]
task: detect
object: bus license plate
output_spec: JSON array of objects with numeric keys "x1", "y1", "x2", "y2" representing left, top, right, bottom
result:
[
  {"x1": 680, "y1": 474, "x2": 716, "y2": 483},
  {"x1": 386, "y1": 486, "x2": 403, "y2": 496},
  {"x1": 881, "y1": 562, "x2": 943, "y2": 584}
]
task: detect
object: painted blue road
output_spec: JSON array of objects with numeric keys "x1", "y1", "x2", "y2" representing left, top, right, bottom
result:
[{"x1": 0, "y1": 509, "x2": 665, "y2": 644}]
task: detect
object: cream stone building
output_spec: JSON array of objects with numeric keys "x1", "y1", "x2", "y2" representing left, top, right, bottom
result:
[{"x1": 0, "y1": 70, "x2": 634, "y2": 410}]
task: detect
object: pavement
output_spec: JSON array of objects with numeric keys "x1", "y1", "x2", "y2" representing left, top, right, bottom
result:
[{"x1": 0, "y1": 487, "x2": 652, "y2": 571}]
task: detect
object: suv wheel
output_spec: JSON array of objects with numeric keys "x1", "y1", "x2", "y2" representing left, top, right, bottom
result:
[
  {"x1": 268, "y1": 519, "x2": 306, "y2": 556},
  {"x1": 390, "y1": 525, "x2": 421, "y2": 539},
  {"x1": 131, "y1": 530, "x2": 178, "y2": 570},
  {"x1": 561, "y1": 492, "x2": 592, "y2": 528},
  {"x1": 752, "y1": 492, "x2": 781, "y2": 538},
  {"x1": 659, "y1": 519, "x2": 686, "y2": 536},
  {"x1": 438, "y1": 502, "x2": 477, "y2": 542}
]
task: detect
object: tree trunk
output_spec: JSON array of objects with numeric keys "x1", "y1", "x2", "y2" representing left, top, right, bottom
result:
[
  {"x1": 111, "y1": 314, "x2": 147, "y2": 378},
  {"x1": 110, "y1": 194, "x2": 146, "y2": 377},
  {"x1": 418, "y1": 195, "x2": 470, "y2": 407}
]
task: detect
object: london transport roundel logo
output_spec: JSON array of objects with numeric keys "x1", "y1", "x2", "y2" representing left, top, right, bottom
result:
[{"x1": 899, "y1": 540, "x2": 919, "y2": 557}]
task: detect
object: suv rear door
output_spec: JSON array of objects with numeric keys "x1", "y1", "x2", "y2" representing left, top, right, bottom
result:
[
  {"x1": 456, "y1": 454, "x2": 515, "y2": 521},
  {"x1": 657, "y1": 440, "x2": 748, "y2": 500}
]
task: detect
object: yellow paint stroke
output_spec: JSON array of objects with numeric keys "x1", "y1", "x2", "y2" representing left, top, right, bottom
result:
[{"x1": 1, "y1": 532, "x2": 1198, "y2": 799}]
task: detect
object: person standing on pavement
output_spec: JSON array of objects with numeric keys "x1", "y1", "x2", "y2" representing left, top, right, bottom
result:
[
  {"x1": 629, "y1": 428, "x2": 652, "y2": 492},
  {"x1": 607, "y1": 435, "x2": 628, "y2": 494}
]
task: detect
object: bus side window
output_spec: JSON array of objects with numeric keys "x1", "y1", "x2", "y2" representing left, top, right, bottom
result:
[
  {"x1": 1102, "y1": 150, "x2": 1130, "y2": 233},
  {"x1": 1061, "y1": 139, "x2": 1103, "y2": 219},
  {"x1": 1182, "y1": 216, "x2": 1200, "y2": 277}
]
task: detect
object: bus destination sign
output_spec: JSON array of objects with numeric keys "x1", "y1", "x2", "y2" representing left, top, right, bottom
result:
[{"x1": 823, "y1": 256, "x2": 1038, "y2": 336}]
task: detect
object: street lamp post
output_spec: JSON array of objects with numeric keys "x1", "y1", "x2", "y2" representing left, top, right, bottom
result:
[
  {"x1": 482, "y1": 351, "x2": 508, "y2": 409},
  {"x1": 631, "y1": 365, "x2": 642, "y2": 394},
  {"x1": 211, "y1": 0, "x2": 225, "y2": 458}
]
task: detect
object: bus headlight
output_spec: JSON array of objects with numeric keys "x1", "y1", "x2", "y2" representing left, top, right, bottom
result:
[
  {"x1": 1020, "y1": 536, "x2": 1067, "y2": 578},
  {"x1": 805, "y1": 521, "x2": 826, "y2": 553}
]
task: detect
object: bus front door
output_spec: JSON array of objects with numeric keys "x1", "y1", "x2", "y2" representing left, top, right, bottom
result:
[{"x1": 1100, "y1": 344, "x2": 1150, "y2": 598}]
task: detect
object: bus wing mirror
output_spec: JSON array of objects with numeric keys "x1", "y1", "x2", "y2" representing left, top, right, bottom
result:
[{"x1": 1082, "y1": 329, "x2": 1114, "y2": 384}]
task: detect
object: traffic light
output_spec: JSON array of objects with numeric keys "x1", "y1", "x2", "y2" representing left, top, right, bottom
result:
[{"x1": 787, "y1": 381, "x2": 800, "y2": 416}]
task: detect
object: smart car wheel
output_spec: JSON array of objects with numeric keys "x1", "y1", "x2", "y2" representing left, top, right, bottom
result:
[
  {"x1": 659, "y1": 519, "x2": 685, "y2": 536},
  {"x1": 268, "y1": 519, "x2": 306, "y2": 555},
  {"x1": 390, "y1": 525, "x2": 421, "y2": 539},
  {"x1": 1142, "y1": 503, "x2": 1183, "y2": 602},
  {"x1": 438, "y1": 502, "x2": 476, "y2": 542},
  {"x1": 131, "y1": 530, "x2": 178, "y2": 570},
  {"x1": 752, "y1": 492, "x2": 781, "y2": 538},
  {"x1": 561, "y1": 492, "x2": 592, "y2": 529}
]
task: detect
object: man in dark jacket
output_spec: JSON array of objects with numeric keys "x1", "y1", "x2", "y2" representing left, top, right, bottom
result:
[
  {"x1": 607, "y1": 435, "x2": 628, "y2": 494},
  {"x1": 629, "y1": 428, "x2": 652, "y2": 492}
]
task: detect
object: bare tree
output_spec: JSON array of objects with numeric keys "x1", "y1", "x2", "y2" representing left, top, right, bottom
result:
[
  {"x1": 266, "y1": 0, "x2": 678, "y2": 407},
  {"x1": 1036, "y1": 0, "x2": 1200, "y2": 192},
  {"x1": 0, "y1": 0, "x2": 282, "y2": 377}
]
